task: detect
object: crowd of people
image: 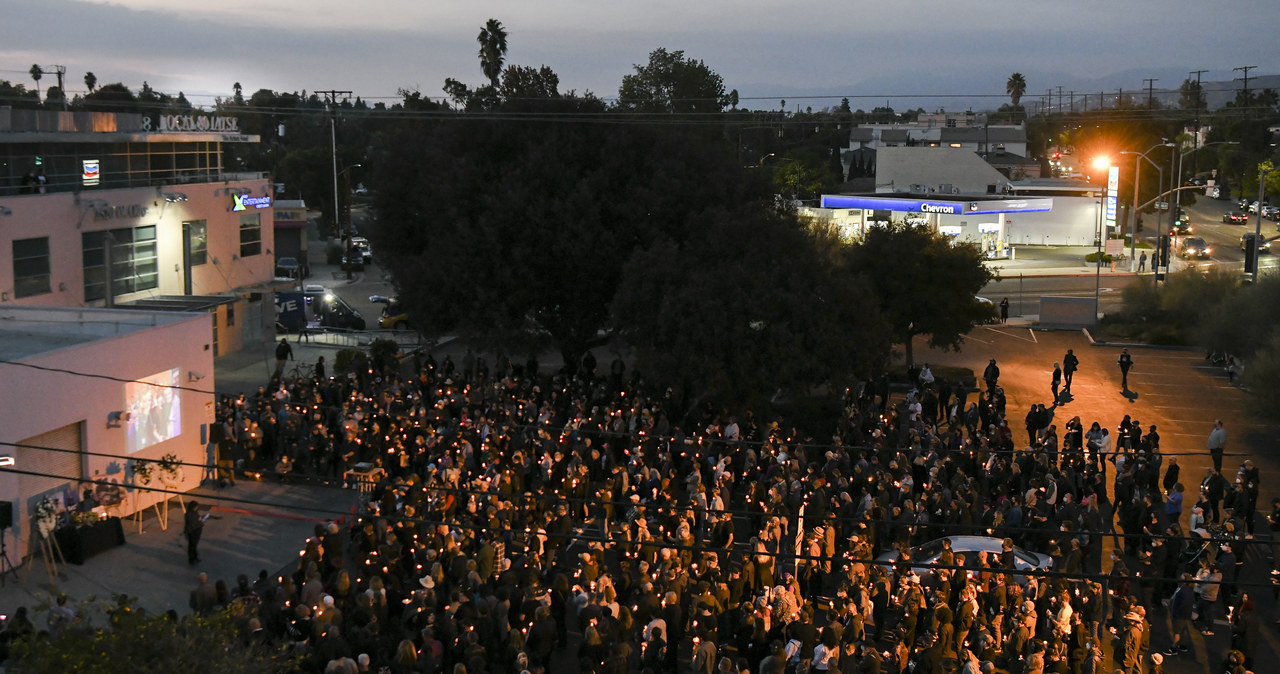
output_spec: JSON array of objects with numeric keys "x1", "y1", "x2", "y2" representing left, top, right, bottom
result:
[{"x1": 4, "y1": 347, "x2": 1274, "y2": 673}]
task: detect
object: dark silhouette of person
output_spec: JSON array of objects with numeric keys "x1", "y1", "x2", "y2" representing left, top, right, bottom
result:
[
  {"x1": 1062, "y1": 349, "x2": 1079, "y2": 391},
  {"x1": 184, "y1": 500, "x2": 205, "y2": 565},
  {"x1": 1117, "y1": 349, "x2": 1133, "y2": 390}
]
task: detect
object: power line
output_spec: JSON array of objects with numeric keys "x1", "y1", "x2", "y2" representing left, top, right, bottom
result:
[
  {"x1": 2, "y1": 462, "x2": 1274, "y2": 590},
  {"x1": 0, "y1": 434, "x2": 1262, "y2": 550}
]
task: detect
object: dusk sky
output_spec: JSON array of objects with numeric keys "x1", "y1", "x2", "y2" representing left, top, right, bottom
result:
[{"x1": 4, "y1": 0, "x2": 1278, "y2": 111}]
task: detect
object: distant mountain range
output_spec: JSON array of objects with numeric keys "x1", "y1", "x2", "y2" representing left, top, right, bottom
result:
[{"x1": 733, "y1": 69, "x2": 1279, "y2": 115}]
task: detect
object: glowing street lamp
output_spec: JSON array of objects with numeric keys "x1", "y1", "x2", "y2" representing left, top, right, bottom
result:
[{"x1": 1120, "y1": 142, "x2": 1174, "y2": 273}]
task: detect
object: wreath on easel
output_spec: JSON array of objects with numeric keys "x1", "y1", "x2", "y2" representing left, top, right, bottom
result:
[{"x1": 33, "y1": 496, "x2": 58, "y2": 539}]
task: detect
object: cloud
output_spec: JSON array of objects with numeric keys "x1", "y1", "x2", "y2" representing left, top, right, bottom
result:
[{"x1": 4, "y1": 0, "x2": 1279, "y2": 109}]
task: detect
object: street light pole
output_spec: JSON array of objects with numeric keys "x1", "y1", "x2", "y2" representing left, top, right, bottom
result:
[
  {"x1": 337, "y1": 163, "x2": 362, "y2": 237},
  {"x1": 1254, "y1": 167, "x2": 1273, "y2": 284},
  {"x1": 1092, "y1": 157, "x2": 1111, "y2": 321},
  {"x1": 1122, "y1": 142, "x2": 1174, "y2": 272}
]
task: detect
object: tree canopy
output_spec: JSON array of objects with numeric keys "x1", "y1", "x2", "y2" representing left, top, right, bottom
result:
[
  {"x1": 843, "y1": 223, "x2": 996, "y2": 367},
  {"x1": 612, "y1": 204, "x2": 889, "y2": 408},
  {"x1": 7, "y1": 596, "x2": 296, "y2": 674},
  {"x1": 616, "y1": 48, "x2": 728, "y2": 114}
]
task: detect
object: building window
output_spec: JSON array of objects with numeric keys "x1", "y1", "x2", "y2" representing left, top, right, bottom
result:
[
  {"x1": 82, "y1": 226, "x2": 159, "y2": 302},
  {"x1": 13, "y1": 237, "x2": 51, "y2": 298},
  {"x1": 185, "y1": 220, "x2": 208, "y2": 266},
  {"x1": 226, "y1": 302, "x2": 235, "y2": 327},
  {"x1": 239, "y1": 213, "x2": 261, "y2": 257}
]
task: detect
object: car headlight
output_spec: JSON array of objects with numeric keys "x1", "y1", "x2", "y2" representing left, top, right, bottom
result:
[{"x1": 1203, "y1": 248, "x2": 1211, "y2": 254}]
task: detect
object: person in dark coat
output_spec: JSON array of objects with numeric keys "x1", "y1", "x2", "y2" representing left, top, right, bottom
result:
[{"x1": 184, "y1": 500, "x2": 205, "y2": 565}]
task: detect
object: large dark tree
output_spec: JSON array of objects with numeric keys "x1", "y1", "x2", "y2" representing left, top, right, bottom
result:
[
  {"x1": 477, "y1": 19, "x2": 509, "y2": 89},
  {"x1": 371, "y1": 87, "x2": 760, "y2": 367},
  {"x1": 612, "y1": 204, "x2": 889, "y2": 409},
  {"x1": 617, "y1": 48, "x2": 728, "y2": 114},
  {"x1": 1006, "y1": 72, "x2": 1027, "y2": 107},
  {"x1": 844, "y1": 223, "x2": 995, "y2": 368}
]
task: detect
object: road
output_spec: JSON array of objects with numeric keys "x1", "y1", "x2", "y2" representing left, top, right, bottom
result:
[
  {"x1": 983, "y1": 275, "x2": 1131, "y2": 316},
  {"x1": 1175, "y1": 194, "x2": 1280, "y2": 275}
]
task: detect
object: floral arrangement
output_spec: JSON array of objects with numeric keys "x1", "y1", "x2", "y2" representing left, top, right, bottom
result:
[
  {"x1": 158, "y1": 454, "x2": 180, "y2": 477},
  {"x1": 34, "y1": 496, "x2": 59, "y2": 539},
  {"x1": 158, "y1": 453, "x2": 182, "y2": 486},
  {"x1": 132, "y1": 459, "x2": 153, "y2": 485},
  {"x1": 71, "y1": 511, "x2": 102, "y2": 527},
  {"x1": 34, "y1": 496, "x2": 57, "y2": 520}
]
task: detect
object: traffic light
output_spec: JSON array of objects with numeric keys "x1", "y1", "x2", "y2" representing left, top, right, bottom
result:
[{"x1": 1158, "y1": 235, "x2": 1170, "y2": 267}]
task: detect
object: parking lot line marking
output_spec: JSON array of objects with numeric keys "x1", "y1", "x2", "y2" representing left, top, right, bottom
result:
[{"x1": 982, "y1": 326, "x2": 1037, "y2": 344}]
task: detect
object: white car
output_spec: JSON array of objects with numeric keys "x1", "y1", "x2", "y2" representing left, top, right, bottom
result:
[
  {"x1": 874, "y1": 535, "x2": 1053, "y2": 584},
  {"x1": 350, "y1": 237, "x2": 373, "y2": 265}
]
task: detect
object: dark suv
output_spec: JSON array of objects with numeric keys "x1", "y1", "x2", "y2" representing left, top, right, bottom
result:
[{"x1": 1180, "y1": 237, "x2": 1211, "y2": 259}]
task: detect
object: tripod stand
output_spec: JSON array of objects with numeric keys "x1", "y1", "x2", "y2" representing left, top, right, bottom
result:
[{"x1": 0, "y1": 528, "x2": 19, "y2": 587}]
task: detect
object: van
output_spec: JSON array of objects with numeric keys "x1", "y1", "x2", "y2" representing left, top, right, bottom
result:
[{"x1": 276, "y1": 289, "x2": 366, "y2": 332}]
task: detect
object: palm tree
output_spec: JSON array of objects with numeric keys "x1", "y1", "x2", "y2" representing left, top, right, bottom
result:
[
  {"x1": 29, "y1": 64, "x2": 43, "y2": 99},
  {"x1": 84, "y1": 71, "x2": 97, "y2": 93},
  {"x1": 477, "y1": 19, "x2": 508, "y2": 88},
  {"x1": 1006, "y1": 72, "x2": 1027, "y2": 108}
]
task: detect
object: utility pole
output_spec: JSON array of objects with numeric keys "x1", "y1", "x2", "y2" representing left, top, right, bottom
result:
[
  {"x1": 1253, "y1": 167, "x2": 1272, "y2": 284},
  {"x1": 315, "y1": 89, "x2": 352, "y2": 243},
  {"x1": 1189, "y1": 70, "x2": 1208, "y2": 179},
  {"x1": 1233, "y1": 66, "x2": 1256, "y2": 98},
  {"x1": 1143, "y1": 78, "x2": 1158, "y2": 109},
  {"x1": 1069, "y1": 91, "x2": 1075, "y2": 113},
  {"x1": 38, "y1": 64, "x2": 68, "y2": 111},
  {"x1": 1057, "y1": 86, "x2": 1064, "y2": 113}
]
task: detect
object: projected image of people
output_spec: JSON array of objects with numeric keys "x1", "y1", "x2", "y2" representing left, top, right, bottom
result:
[{"x1": 125, "y1": 369, "x2": 182, "y2": 452}]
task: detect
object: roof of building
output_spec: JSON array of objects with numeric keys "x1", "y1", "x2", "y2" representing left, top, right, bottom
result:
[
  {"x1": 880, "y1": 129, "x2": 910, "y2": 143},
  {"x1": 848, "y1": 128, "x2": 874, "y2": 142},
  {"x1": 875, "y1": 146, "x2": 1010, "y2": 194},
  {"x1": 939, "y1": 126, "x2": 1027, "y2": 144},
  {"x1": 0, "y1": 306, "x2": 201, "y2": 361}
]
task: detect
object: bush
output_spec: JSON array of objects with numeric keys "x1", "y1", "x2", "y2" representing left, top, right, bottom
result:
[
  {"x1": 334, "y1": 348, "x2": 364, "y2": 375},
  {"x1": 1242, "y1": 333, "x2": 1280, "y2": 419}
]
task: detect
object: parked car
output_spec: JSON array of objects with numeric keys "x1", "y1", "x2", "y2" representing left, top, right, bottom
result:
[
  {"x1": 1223, "y1": 211, "x2": 1249, "y2": 224},
  {"x1": 874, "y1": 536, "x2": 1053, "y2": 585},
  {"x1": 342, "y1": 250, "x2": 364, "y2": 271},
  {"x1": 369, "y1": 295, "x2": 410, "y2": 330},
  {"x1": 1180, "y1": 237, "x2": 1211, "y2": 259},
  {"x1": 351, "y1": 237, "x2": 373, "y2": 265},
  {"x1": 274, "y1": 256, "x2": 301, "y2": 280}
]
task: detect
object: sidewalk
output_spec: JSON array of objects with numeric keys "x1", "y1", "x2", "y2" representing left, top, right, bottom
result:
[
  {"x1": 0, "y1": 480, "x2": 359, "y2": 618},
  {"x1": 985, "y1": 245, "x2": 1177, "y2": 278}
]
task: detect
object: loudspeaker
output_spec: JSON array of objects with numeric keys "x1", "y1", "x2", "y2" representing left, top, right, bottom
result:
[{"x1": 0, "y1": 501, "x2": 12, "y2": 530}]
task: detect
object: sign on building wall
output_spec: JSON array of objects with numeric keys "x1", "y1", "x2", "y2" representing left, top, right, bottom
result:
[
  {"x1": 82, "y1": 159, "x2": 100, "y2": 186},
  {"x1": 232, "y1": 194, "x2": 272, "y2": 211}
]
